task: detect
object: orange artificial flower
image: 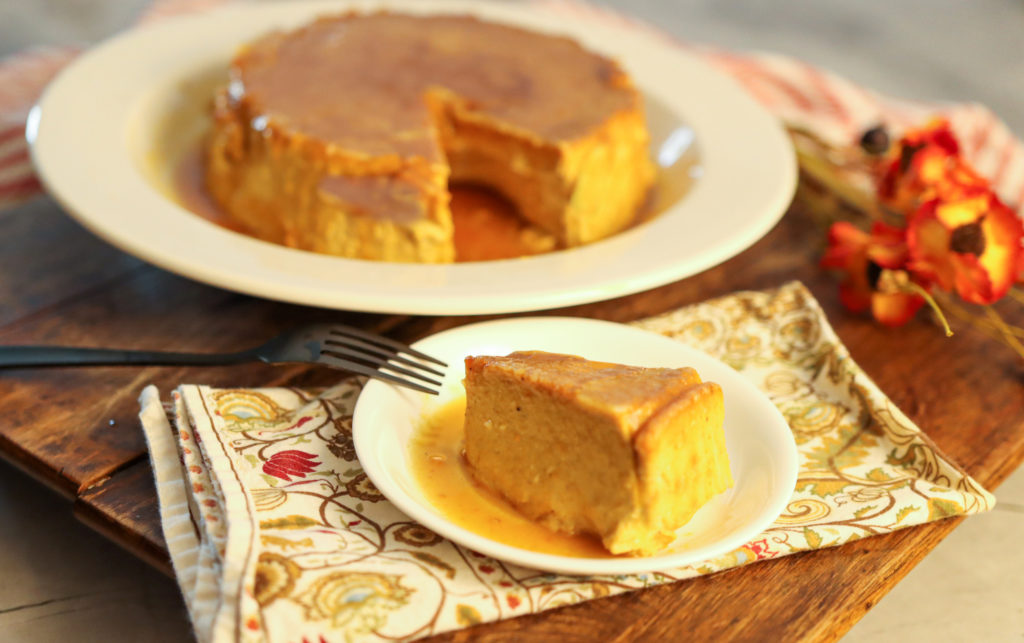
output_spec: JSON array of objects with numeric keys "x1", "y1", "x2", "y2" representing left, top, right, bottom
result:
[
  {"x1": 908, "y1": 191, "x2": 1024, "y2": 304},
  {"x1": 877, "y1": 119, "x2": 986, "y2": 212},
  {"x1": 821, "y1": 221, "x2": 926, "y2": 326}
]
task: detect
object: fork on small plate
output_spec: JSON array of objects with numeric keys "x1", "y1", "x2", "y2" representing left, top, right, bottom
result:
[{"x1": 0, "y1": 323, "x2": 446, "y2": 395}]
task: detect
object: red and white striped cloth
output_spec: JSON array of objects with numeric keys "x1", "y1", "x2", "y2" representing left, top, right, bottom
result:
[
  {"x1": 536, "y1": 0, "x2": 1024, "y2": 213},
  {"x1": 0, "y1": 45, "x2": 77, "y2": 204},
  {"x1": 2, "y1": 0, "x2": 1022, "y2": 214}
]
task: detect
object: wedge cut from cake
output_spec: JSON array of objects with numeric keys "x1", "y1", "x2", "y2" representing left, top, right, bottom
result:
[
  {"x1": 206, "y1": 12, "x2": 655, "y2": 262},
  {"x1": 463, "y1": 351, "x2": 733, "y2": 556}
]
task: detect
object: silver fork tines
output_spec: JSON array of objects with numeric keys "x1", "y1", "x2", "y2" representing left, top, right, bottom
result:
[
  {"x1": 327, "y1": 326, "x2": 447, "y2": 367},
  {"x1": 311, "y1": 324, "x2": 444, "y2": 395},
  {"x1": 316, "y1": 351, "x2": 440, "y2": 395},
  {"x1": 320, "y1": 344, "x2": 443, "y2": 387},
  {"x1": 323, "y1": 337, "x2": 445, "y2": 378}
]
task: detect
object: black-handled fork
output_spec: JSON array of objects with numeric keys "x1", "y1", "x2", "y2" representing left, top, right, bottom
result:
[{"x1": 0, "y1": 323, "x2": 446, "y2": 395}]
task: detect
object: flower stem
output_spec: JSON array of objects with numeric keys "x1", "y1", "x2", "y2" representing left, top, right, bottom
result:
[
  {"x1": 903, "y1": 283, "x2": 954, "y2": 337},
  {"x1": 983, "y1": 306, "x2": 1024, "y2": 360},
  {"x1": 939, "y1": 296, "x2": 1024, "y2": 339}
]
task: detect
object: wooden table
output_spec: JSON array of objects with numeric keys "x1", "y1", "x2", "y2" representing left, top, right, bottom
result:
[{"x1": 1, "y1": 190, "x2": 1022, "y2": 642}]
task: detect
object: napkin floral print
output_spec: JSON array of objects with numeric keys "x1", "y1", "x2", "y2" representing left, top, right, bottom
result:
[{"x1": 140, "y1": 281, "x2": 994, "y2": 643}]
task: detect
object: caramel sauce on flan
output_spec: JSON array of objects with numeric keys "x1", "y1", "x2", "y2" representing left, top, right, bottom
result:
[{"x1": 235, "y1": 13, "x2": 637, "y2": 158}]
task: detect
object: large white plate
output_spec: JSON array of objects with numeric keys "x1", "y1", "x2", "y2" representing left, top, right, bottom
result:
[
  {"x1": 353, "y1": 317, "x2": 798, "y2": 575},
  {"x1": 29, "y1": 0, "x2": 796, "y2": 315}
]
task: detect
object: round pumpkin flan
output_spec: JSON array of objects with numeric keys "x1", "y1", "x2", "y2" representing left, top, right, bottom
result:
[{"x1": 206, "y1": 12, "x2": 655, "y2": 262}]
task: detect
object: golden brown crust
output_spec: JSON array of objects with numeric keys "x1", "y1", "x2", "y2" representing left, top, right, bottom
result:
[{"x1": 630, "y1": 382, "x2": 732, "y2": 551}]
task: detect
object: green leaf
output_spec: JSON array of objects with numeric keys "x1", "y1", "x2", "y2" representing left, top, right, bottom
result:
[
  {"x1": 797, "y1": 479, "x2": 849, "y2": 497},
  {"x1": 412, "y1": 551, "x2": 456, "y2": 579},
  {"x1": 244, "y1": 454, "x2": 259, "y2": 466},
  {"x1": 456, "y1": 604, "x2": 481, "y2": 626},
  {"x1": 886, "y1": 448, "x2": 915, "y2": 467},
  {"x1": 853, "y1": 504, "x2": 877, "y2": 519},
  {"x1": 894, "y1": 505, "x2": 919, "y2": 524},
  {"x1": 927, "y1": 498, "x2": 963, "y2": 521},
  {"x1": 803, "y1": 527, "x2": 823, "y2": 549},
  {"x1": 865, "y1": 467, "x2": 892, "y2": 483},
  {"x1": 259, "y1": 515, "x2": 320, "y2": 530}
]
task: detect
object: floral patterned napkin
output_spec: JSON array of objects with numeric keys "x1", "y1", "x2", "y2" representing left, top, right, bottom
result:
[{"x1": 139, "y1": 282, "x2": 994, "y2": 643}]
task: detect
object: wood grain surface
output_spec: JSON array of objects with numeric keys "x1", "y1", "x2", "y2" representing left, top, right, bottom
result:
[{"x1": 1, "y1": 192, "x2": 1022, "y2": 642}]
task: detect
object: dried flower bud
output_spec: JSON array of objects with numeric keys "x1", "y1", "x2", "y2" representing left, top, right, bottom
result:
[{"x1": 860, "y1": 125, "x2": 890, "y2": 155}]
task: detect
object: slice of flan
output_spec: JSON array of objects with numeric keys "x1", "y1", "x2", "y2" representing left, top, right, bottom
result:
[
  {"x1": 463, "y1": 351, "x2": 733, "y2": 556},
  {"x1": 205, "y1": 12, "x2": 655, "y2": 262}
]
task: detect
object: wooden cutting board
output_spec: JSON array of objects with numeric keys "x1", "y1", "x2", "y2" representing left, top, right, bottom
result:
[{"x1": 2, "y1": 193, "x2": 1022, "y2": 642}]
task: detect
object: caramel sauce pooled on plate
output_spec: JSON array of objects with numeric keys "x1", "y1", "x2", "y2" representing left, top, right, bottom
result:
[
  {"x1": 173, "y1": 145, "x2": 249, "y2": 234},
  {"x1": 409, "y1": 396, "x2": 614, "y2": 558}
]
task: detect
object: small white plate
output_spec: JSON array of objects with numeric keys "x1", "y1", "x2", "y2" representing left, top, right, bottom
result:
[
  {"x1": 29, "y1": 0, "x2": 796, "y2": 315},
  {"x1": 353, "y1": 317, "x2": 797, "y2": 575}
]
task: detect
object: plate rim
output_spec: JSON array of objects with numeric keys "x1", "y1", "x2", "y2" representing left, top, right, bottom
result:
[
  {"x1": 29, "y1": 0, "x2": 797, "y2": 315},
  {"x1": 352, "y1": 316, "x2": 799, "y2": 575}
]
